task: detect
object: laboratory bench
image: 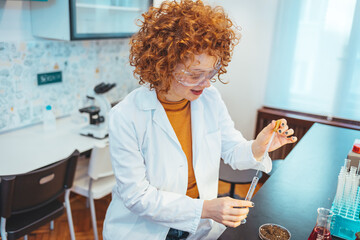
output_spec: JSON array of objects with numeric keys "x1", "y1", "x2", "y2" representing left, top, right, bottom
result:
[
  {"x1": 0, "y1": 117, "x2": 107, "y2": 176},
  {"x1": 219, "y1": 123, "x2": 359, "y2": 240}
]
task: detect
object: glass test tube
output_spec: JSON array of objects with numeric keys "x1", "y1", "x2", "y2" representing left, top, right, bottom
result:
[
  {"x1": 245, "y1": 176, "x2": 260, "y2": 201},
  {"x1": 345, "y1": 159, "x2": 351, "y2": 171},
  {"x1": 240, "y1": 176, "x2": 259, "y2": 224}
]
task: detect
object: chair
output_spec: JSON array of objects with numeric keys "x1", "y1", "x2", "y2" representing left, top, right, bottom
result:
[
  {"x1": 218, "y1": 159, "x2": 262, "y2": 199},
  {"x1": 71, "y1": 144, "x2": 115, "y2": 240},
  {"x1": 0, "y1": 150, "x2": 79, "y2": 240}
]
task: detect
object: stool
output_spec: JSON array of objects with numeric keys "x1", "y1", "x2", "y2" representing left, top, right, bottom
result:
[{"x1": 218, "y1": 159, "x2": 262, "y2": 199}]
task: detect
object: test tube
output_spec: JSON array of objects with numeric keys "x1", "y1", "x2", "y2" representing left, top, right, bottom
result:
[
  {"x1": 245, "y1": 176, "x2": 259, "y2": 201},
  {"x1": 334, "y1": 170, "x2": 346, "y2": 208},
  {"x1": 344, "y1": 173, "x2": 352, "y2": 208},
  {"x1": 350, "y1": 175, "x2": 359, "y2": 218},
  {"x1": 240, "y1": 176, "x2": 259, "y2": 224},
  {"x1": 345, "y1": 159, "x2": 351, "y2": 172}
]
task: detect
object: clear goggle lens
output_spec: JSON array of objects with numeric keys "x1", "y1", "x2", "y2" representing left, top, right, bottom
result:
[{"x1": 174, "y1": 61, "x2": 221, "y2": 87}]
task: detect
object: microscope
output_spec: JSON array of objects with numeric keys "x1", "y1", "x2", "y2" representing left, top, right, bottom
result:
[{"x1": 79, "y1": 82, "x2": 116, "y2": 139}]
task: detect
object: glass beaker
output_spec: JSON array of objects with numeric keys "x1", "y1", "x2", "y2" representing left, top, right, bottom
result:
[{"x1": 308, "y1": 208, "x2": 333, "y2": 240}]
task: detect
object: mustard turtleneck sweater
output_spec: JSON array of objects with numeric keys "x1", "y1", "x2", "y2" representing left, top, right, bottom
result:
[{"x1": 157, "y1": 95, "x2": 199, "y2": 199}]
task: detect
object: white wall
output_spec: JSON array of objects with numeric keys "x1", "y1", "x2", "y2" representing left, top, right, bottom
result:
[{"x1": 212, "y1": 0, "x2": 279, "y2": 139}]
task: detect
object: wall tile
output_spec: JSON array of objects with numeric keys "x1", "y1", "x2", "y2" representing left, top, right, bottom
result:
[{"x1": 0, "y1": 38, "x2": 137, "y2": 133}]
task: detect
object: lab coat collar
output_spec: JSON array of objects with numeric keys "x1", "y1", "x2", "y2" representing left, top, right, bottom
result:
[
  {"x1": 136, "y1": 86, "x2": 158, "y2": 110},
  {"x1": 135, "y1": 85, "x2": 206, "y2": 169},
  {"x1": 136, "y1": 86, "x2": 182, "y2": 150}
]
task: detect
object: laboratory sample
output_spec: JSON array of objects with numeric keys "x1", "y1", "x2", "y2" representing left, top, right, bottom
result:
[
  {"x1": 259, "y1": 223, "x2": 291, "y2": 240},
  {"x1": 308, "y1": 208, "x2": 333, "y2": 240}
]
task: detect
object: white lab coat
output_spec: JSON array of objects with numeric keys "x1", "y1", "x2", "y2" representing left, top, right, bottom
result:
[{"x1": 103, "y1": 85, "x2": 272, "y2": 240}]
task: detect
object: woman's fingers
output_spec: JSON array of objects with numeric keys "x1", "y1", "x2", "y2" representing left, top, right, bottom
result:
[
  {"x1": 277, "y1": 124, "x2": 289, "y2": 134},
  {"x1": 231, "y1": 199, "x2": 254, "y2": 208},
  {"x1": 274, "y1": 119, "x2": 298, "y2": 145},
  {"x1": 283, "y1": 128, "x2": 294, "y2": 136},
  {"x1": 222, "y1": 213, "x2": 248, "y2": 228},
  {"x1": 223, "y1": 220, "x2": 242, "y2": 228},
  {"x1": 275, "y1": 118, "x2": 287, "y2": 131},
  {"x1": 222, "y1": 213, "x2": 247, "y2": 222},
  {"x1": 228, "y1": 206, "x2": 249, "y2": 216},
  {"x1": 223, "y1": 199, "x2": 251, "y2": 226},
  {"x1": 287, "y1": 136, "x2": 297, "y2": 143},
  {"x1": 222, "y1": 214, "x2": 248, "y2": 227},
  {"x1": 280, "y1": 128, "x2": 297, "y2": 143},
  {"x1": 253, "y1": 118, "x2": 297, "y2": 155},
  {"x1": 202, "y1": 197, "x2": 254, "y2": 228}
]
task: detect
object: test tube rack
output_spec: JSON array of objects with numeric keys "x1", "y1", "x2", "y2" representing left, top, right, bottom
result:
[{"x1": 330, "y1": 186, "x2": 360, "y2": 240}]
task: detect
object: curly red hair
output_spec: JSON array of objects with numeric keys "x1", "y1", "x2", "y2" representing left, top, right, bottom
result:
[{"x1": 129, "y1": 0, "x2": 240, "y2": 92}]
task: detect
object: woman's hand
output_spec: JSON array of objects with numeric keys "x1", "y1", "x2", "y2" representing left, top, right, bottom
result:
[
  {"x1": 201, "y1": 197, "x2": 254, "y2": 228},
  {"x1": 252, "y1": 118, "x2": 297, "y2": 160}
]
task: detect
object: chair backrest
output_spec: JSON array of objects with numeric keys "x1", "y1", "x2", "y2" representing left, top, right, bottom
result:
[
  {"x1": 0, "y1": 150, "x2": 79, "y2": 218},
  {"x1": 219, "y1": 158, "x2": 262, "y2": 183},
  {"x1": 88, "y1": 144, "x2": 113, "y2": 180}
]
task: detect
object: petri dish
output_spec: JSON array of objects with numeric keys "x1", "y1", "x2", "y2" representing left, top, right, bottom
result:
[{"x1": 259, "y1": 223, "x2": 291, "y2": 240}]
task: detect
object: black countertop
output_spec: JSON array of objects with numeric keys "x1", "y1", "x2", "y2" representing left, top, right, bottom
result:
[{"x1": 219, "y1": 123, "x2": 360, "y2": 240}]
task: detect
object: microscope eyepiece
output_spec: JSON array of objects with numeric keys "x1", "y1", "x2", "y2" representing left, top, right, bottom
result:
[{"x1": 94, "y1": 82, "x2": 116, "y2": 94}]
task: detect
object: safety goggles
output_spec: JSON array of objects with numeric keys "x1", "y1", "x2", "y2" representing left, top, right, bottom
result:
[{"x1": 173, "y1": 61, "x2": 221, "y2": 87}]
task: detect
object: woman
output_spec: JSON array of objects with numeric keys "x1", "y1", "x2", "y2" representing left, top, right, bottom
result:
[{"x1": 103, "y1": 1, "x2": 297, "y2": 239}]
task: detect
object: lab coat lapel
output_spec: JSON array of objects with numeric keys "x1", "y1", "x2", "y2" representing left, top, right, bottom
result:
[
  {"x1": 191, "y1": 99, "x2": 204, "y2": 169},
  {"x1": 153, "y1": 99, "x2": 182, "y2": 149},
  {"x1": 137, "y1": 86, "x2": 181, "y2": 148}
]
